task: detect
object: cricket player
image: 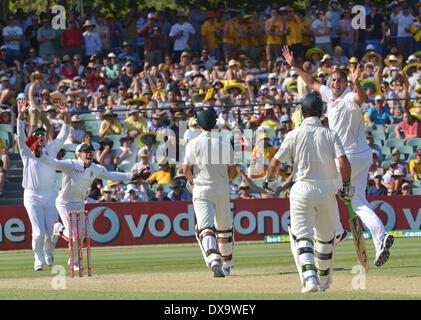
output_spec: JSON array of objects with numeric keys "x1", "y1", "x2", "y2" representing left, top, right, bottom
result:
[
  {"x1": 282, "y1": 46, "x2": 394, "y2": 267},
  {"x1": 182, "y1": 110, "x2": 237, "y2": 278},
  {"x1": 16, "y1": 97, "x2": 70, "y2": 271},
  {"x1": 263, "y1": 92, "x2": 353, "y2": 293},
  {"x1": 36, "y1": 143, "x2": 149, "y2": 270}
]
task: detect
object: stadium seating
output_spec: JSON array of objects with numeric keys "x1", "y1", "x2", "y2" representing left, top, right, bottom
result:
[
  {"x1": 0, "y1": 131, "x2": 12, "y2": 150},
  {"x1": 62, "y1": 143, "x2": 78, "y2": 153},
  {"x1": 106, "y1": 134, "x2": 123, "y2": 150},
  {"x1": 385, "y1": 138, "x2": 404, "y2": 149},
  {"x1": 0, "y1": 124, "x2": 13, "y2": 148},
  {"x1": 406, "y1": 138, "x2": 421, "y2": 150},
  {"x1": 412, "y1": 188, "x2": 421, "y2": 195},
  {"x1": 117, "y1": 163, "x2": 133, "y2": 172}
]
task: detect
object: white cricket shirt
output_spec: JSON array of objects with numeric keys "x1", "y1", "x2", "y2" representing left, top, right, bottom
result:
[
  {"x1": 184, "y1": 131, "x2": 235, "y2": 185},
  {"x1": 40, "y1": 154, "x2": 133, "y2": 202},
  {"x1": 275, "y1": 117, "x2": 345, "y2": 184},
  {"x1": 17, "y1": 119, "x2": 70, "y2": 193},
  {"x1": 319, "y1": 85, "x2": 370, "y2": 154}
]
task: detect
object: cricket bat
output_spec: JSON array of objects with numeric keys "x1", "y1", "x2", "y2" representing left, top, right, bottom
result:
[{"x1": 346, "y1": 201, "x2": 369, "y2": 273}]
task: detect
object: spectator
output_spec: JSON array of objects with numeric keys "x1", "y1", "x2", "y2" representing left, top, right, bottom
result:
[
  {"x1": 45, "y1": 105, "x2": 62, "y2": 137},
  {"x1": 365, "y1": 2, "x2": 386, "y2": 56},
  {"x1": 383, "y1": 161, "x2": 398, "y2": 187},
  {"x1": 395, "y1": 111, "x2": 421, "y2": 141},
  {"x1": 65, "y1": 115, "x2": 85, "y2": 145},
  {"x1": 124, "y1": 106, "x2": 148, "y2": 137},
  {"x1": 409, "y1": 149, "x2": 421, "y2": 181},
  {"x1": 338, "y1": 7, "x2": 355, "y2": 58},
  {"x1": 391, "y1": 104, "x2": 403, "y2": 123},
  {"x1": 135, "y1": 8, "x2": 148, "y2": 61},
  {"x1": 265, "y1": 8, "x2": 284, "y2": 73},
  {"x1": 392, "y1": 3, "x2": 414, "y2": 61},
  {"x1": 82, "y1": 20, "x2": 101, "y2": 65},
  {"x1": 167, "y1": 180, "x2": 191, "y2": 201},
  {"x1": 201, "y1": 12, "x2": 219, "y2": 61},
  {"x1": 114, "y1": 134, "x2": 137, "y2": 167},
  {"x1": 87, "y1": 64, "x2": 106, "y2": 93},
  {"x1": 138, "y1": 132, "x2": 159, "y2": 163},
  {"x1": 2, "y1": 15, "x2": 23, "y2": 63},
  {"x1": 60, "y1": 54, "x2": 78, "y2": 80},
  {"x1": 96, "y1": 138, "x2": 115, "y2": 167},
  {"x1": 311, "y1": 9, "x2": 332, "y2": 55},
  {"x1": 325, "y1": 0, "x2": 342, "y2": 48},
  {"x1": 367, "y1": 95, "x2": 394, "y2": 128},
  {"x1": 367, "y1": 172, "x2": 388, "y2": 196},
  {"x1": 147, "y1": 158, "x2": 172, "y2": 185},
  {"x1": 70, "y1": 94, "x2": 89, "y2": 115},
  {"x1": 99, "y1": 184, "x2": 118, "y2": 202},
  {"x1": 123, "y1": 183, "x2": 148, "y2": 202},
  {"x1": 150, "y1": 183, "x2": 170, "y2": 201},
  {"x1": 391, "y1": 148, "x2": 408, "y2": 176},
  {"x1": 120, "y1": 61, "x2": 135, "y2": 89},
  {"x1": 95, "y1": 13, "x2": 111, "y2": 55},
  {"x1": 106, "y1": 13, "x2": 123, "y2": 54},
  {"x1": 366, "y1": 131, "x2": 383, "y2": 162},
  {"x1": 28, "y1": 71, "x2": 49, "y2": 135},
  {"x1": 37, "y1": 17, "x2": 56, "y2": 62},
  {"x1": 99, "y1": 109, "x2": 122, "y2": 137},
  {"x1": 284, "y1": 6, "x2": 303, "y2": 64},
  {"x1": 401, "y1": 182, "x2": 412, "y2": 195},
  {"x1": 169, "y1": 12, "x2": 196, "y2": 62},
  {"x1": 237, "y1": 180, "x2": 256, "y2": 199},
  {"x1": 138, "y1": 13, "x2": 162, "y2": 67},
  {"x1": 76, "y1": 131, "x2": 100, "y2": 158},
  {"x1": 390, "y1": 169, "x2": 412, "y2": 195},
  {"x1": 66, "y1": 75, "x2": 88, "y2": 100},
  {"x1": 61, "y1": 19, "x2": 84, "y2": 58}
]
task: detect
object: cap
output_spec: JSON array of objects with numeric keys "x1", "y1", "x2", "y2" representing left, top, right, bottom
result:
[
  {"x1": 147, "y1": 13, "x2": 155, "y2": 19},
  {"x1": 276, "y1": 56, "x2": 285, "y2": 63},
  {"x1": 349, "y1": 57, "x2": 358, "y2": 64},
  {"x1": 393, "y1": 169, "x2": 403, "y2": 176},
  {"x1": 107, "y1": 52, "x2": 117, "y2": 58},
  {"x1": 366, "y1": 44, "x2": 375, "y2": 51},
  {"x1": 366, "y1": 131, "x2": 373, "y2": 138},
  {"x1": 129, "y1": 105, "x2": 139, "y2": 114},
  {"x1": 102, "y1": 185, "x2": 113, "y2": 192},
  {"x1": 139, "y1": 148, "x2": 149, "y2": 157},
  {"x1": 0, "y1": 45, "x2": 7, "y2": 51},
  {"x1": 374, "y1": 172, "x2": 382, "y2": 178},
  {"x1": 416, "y1": 149, "x2": 421, "y2": 156},
  {"x1": 17, "y1": 92, "x2": 26, "y2": 100},
  {"x1": 375, "y1": 95, "x2": 384, "y2": 101},
  {"x1": 79, "y1": 143, "x2": 95, "y2": 153},
  {"x1": 32, "y1": 126, "x2": 47, "y2": 135},
  {"x1": 317, "y1": 70, "x2": 326, "y2": 77},
  {"x1": 268, "y1": 73, "x2": 278, "y2": 79},
  {"x1": 402, "y1": 182, "x2": 410, "y2": 189},
  {"x1": 392, "y1": 148, "x2": 400, "y2": 155}
]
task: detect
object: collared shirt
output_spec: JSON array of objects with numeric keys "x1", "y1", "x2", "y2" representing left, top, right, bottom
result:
[
  {"x1": 274, "y1": 117, "x2": 345, "y2": 185},
  {"x1": 320, "y1": 85, "x2": 370, "y2": 154},
  {"x1": 367, "y1": 106, "x2": 393, "y2": 125},
  {"x1": 83, "y1": 30, "x2": 102, "y2": 56},
  {"x1": 184, "y1": 131, "x2": 235, "y2": 185},
  {"x1": 17, "y1": 120, "x2": 70, "y2": 193},
  {"x1": 40, "y1": 154, "x2": 133, "y2": 202}
]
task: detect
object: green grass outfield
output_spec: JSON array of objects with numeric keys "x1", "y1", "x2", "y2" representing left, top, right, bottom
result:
[{"x1": 0, "y1": 238, "x2": 420, "y2": 300}]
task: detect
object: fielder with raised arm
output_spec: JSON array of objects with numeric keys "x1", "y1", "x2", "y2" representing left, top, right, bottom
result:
[
  {"x1": 282, "y1": 46, "x2": 394, "y2": 267},
  {"x1": 182, "y1": 110, "x2": 237, "y2": 278},
  {"x1": 263, "y1": 92, "x2": 353, "y2": 293},
  {"x1": 17, "y1": 97, "x2": 70, "y2": 271},
  {"x1": 36, "y1": 143, "x2": 150, "y2": 270}
]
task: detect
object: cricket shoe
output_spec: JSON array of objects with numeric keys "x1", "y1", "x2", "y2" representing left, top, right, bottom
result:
[
  {"x1": 51, "y1": 222, "x2": 65, "y2": 241},
  {"x1": 334, "y1": 231, "x2": 348, "y2": 246},
  {"x1": 211, "y1": 260, "x2": 225, "y2": 278},
  {"x1": 45, "y1": 256, "x2": 54, "y2": 266},
  {"x1": 34, "y1": 263, "x2": 44, "y2": 271},
  {"x1": 222, "y1": 267, "x2": 231, "y2": 276},
  {"x1": 318, "y1": 276, "x2": 330, "y2": 292},
  {"x1": 301, "y1": 276, "x2": 319, "y2": 293},
  {"x1": 374, "y1": 234, "x2": 394, "y2": 267}
]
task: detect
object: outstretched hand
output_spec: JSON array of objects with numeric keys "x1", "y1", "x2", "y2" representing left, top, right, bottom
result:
[
  {"x1": 282, "y1": 45, "x2": 296, "y2": 68},
  {"x1": 17, "y1": 97, "x2": 29, "y2": 114},
  {"x1": 56, "y1": 100, "x2": 69, "y2": 114},
  {"x1": 350, "y1": 63, "x2": 361, "y2": 84}
]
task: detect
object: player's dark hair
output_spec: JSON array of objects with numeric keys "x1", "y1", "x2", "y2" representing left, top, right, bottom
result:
[{"x1": 331, "y1": 70, "x2": 348, "y2": 82}]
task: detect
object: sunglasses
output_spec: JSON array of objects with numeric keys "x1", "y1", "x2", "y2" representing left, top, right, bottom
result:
[
  {"x1": 83, "y1": 150, "x2": 94, "y2": 155},
  {"x1": 34, "y1": 131, "x2": 46, "y2": 136},
  {"x1": 103, "y1": 191, "x2": 112, "y2": 194}
]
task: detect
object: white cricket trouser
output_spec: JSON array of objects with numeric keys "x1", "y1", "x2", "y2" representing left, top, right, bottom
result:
[
  {"x1": 56, "y1": 197, "x2": 85, "y2": 240},
  {"x1": 23, "y1": 189, "x2": 59, "y2": 266},
  {"x1": 192, "y1": 183, "x2": 233, "y2": 267},
  {"x1": 335, "y1": 149, "x2": 386, "y2": 252},
  {"x1": 290, "y1": 181, "x2": 339, "y2": 242}
]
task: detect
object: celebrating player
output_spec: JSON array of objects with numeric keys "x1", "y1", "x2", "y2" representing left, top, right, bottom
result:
[
  {"x1": 182, "y1": 110, "x2": 237, "y2": 278},
  {"x1": 36, "y1": 143, "x2": 150, "y2": 270},
  {"x1": 282, "y1": 46, "x2": 394, "y2": 267},
  {"x1": 17, "y1": 96, "x2": 70, "y2": 271}
]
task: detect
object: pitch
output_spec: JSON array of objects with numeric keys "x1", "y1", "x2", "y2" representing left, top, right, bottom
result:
[{"x1": 0, "y1": 238, "x2": 420, "y2": 300}]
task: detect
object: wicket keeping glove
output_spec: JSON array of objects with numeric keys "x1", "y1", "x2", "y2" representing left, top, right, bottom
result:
[
  {"x1": 139, "y1": 166, "x2": 151, "y2": 180},
  {"x1": 186, "y1": 181, "x2": 194, "y2": 193},
  {"x1": 263, "y1": 176, "x2": 278, "y2": 195},
  {"x1": 338, "y1": 182, "x2": 355, "y2": 202}
]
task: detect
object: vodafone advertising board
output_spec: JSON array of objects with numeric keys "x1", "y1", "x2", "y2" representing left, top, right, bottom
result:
[{"x1": 1, "y1": 196, "x2": 421, "y2": 250}]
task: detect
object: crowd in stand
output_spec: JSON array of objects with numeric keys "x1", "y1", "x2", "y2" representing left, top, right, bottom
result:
[{"x1": 0, "y1": 0, "x2": 421, "y2": 201}]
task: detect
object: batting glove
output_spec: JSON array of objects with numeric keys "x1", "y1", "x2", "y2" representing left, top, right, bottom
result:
[
  {"x1": 139, "y1": 166, "x2": 151, "y2": 180},
  {"x1": 338, "y1": 182, "x2": 355, "y2": 202},
  {"x1": 186, "y1": 181, "x2": 194, "y2": 193},
  {"x1": 263, "y1": 176, "x2": 278, "y2": 195}
]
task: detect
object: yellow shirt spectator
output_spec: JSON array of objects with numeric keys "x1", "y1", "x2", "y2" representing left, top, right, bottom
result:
[
  {"x1": 0, "y1": 138, "x2": 8, "y2": 152},
  {"x1": 202, "y1": 17, "x2": 218, "y2": 50},
  {"x1": 266, "y1": 16, "x2": 283, "y2": 45},
  {"x1": 409, "y1": 158, "x2": 421, "y2": 180},
  {"x1": 124, "y1": 113, "x2": 148, "y2": 135},
  {"x1": 215, "y1": 16, "x2": 227, "y2": 46},
  {"x1": 223, "y1": 19, "x2": 238, "y2": 45},
  {"x1": 284, "y1": 14, "x2": 303, "y2": 45},
  {"x1": 99, "y1": 119, "x2": 122, "y2": 137},
  {"x1": 260, "y1": 118, "x2": 280, "y2": 130},
  {"x1": 147, "y1": 170, "x2": 172, "y2": 185}
]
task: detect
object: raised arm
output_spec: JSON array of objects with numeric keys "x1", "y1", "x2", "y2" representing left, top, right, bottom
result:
[
  {"x1": 282, "y1": 46, "x2": 322, "y2": 94},
  {"x1": 351, "y1": 63, "x2": 366, "y2": 105},
  {"x1": 16, "y1": 98, "x2": 33, "y2": 158},
  {"x1": 46, "y1": 101, "x2": 71, "y2": 154}
]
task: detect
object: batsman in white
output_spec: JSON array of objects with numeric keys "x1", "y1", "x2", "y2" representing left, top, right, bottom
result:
[
  {"x1": 36, "y1": 143, "x2": 149, "y2": 270},
  {"x1": 263, "y1": 92, "x2": 354, "y2": 293},
  {"x1": 282, "y1": 46, "x2": 394, "y2": 267},
  {"x1": 182, "y1": 110, "x2": 237, "y2": 278},
  {"x1": 16, "y1": 97, "x2": 70, "y2": 271}
]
